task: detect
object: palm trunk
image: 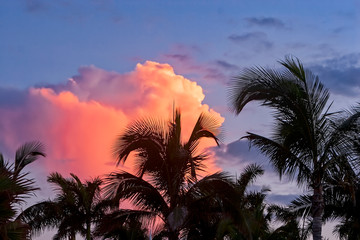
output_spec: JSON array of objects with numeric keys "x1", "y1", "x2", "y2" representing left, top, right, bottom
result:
[
  {"x1": 312, "y1": 182, "x2": 324, "y2": 240},
  {"x1": 86, "y1": 219, "x2": 91, "y2": 240},
  {"x1": 168, "y1": 231, "x2": 179, "y2": 240}
]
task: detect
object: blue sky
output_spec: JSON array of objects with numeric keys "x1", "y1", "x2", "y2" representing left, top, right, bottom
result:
[{"x1": 1, "y1": 1, "x2": 359, "y2": 239}]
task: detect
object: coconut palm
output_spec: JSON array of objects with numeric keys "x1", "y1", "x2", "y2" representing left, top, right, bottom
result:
[
  {"x1": 228, "y1": 56, "x2": 360, "y2": 240},
  {"x1": 266, "y1": 204, "x2": 311, "y2": 240},
  {"x1": 20, "y1": 172, "x2": 112, "y2": 240},
  {"x1": 289, "y1": 150, "x2": 360, "y2": 239},
  {"x1": 0, "y1": 141, "x2": 45, "y2": 240},
  {"x1": 213, "y1": 164, "x2": 271, "y2": 240},
  {"x1": 105, "y1": 110, "x2": 224, "y2": 240}
]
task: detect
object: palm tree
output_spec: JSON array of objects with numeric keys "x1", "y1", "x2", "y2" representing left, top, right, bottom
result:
[
  {"x1": 0, "y1": 141, "x2": 45, "y2": 239},
  {"x1": 266, "y1": 204, "x2": 311, "y2": 240},
  {"x1": 210, "y1": 164, "x2": 271, "y2": 240},
  {"x1": 20, "y1": 172, "x2": 111, "y2": 240},
  {"x1": 290, "y1": 141, "x2": 360, "y2": 240},
  {"x1": 228, "y1": 56, "x2": 360, "y2": 240},
  {"x1": 105, "y1": 110, "x2": 224, "y2": 240}
]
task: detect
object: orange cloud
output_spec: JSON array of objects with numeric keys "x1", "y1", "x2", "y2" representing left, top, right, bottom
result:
[{"x1": 0, "y1": 61, "x2": 224, "y2": 179}]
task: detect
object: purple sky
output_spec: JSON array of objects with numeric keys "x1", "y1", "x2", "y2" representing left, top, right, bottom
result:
[{"x1": 1, "y1": 1, "x2": 359, "y2": 239}]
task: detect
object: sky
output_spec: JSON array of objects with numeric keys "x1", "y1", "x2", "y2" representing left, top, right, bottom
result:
[{"x1": 1, "y1": 1, "x2": 360, "y2": 239}]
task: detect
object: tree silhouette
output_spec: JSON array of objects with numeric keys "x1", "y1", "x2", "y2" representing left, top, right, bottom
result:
[
  {"x1": 20, "y1": 172, "x2": 112, "y2": 240},
  {"x1": 228, "y1": 56, "x2": 360, "y2": 240},
  {"x1": 105, "y1": 109, "x2": 226, "y2": 240},
  {"x1": 210, "y1": 164, "x2": 271, "y2": 240},
  {"x1": 0, "y1": 141, "x2": 45, "y2": 240}
]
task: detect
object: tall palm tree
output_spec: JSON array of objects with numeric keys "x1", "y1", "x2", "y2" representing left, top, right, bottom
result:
[
  {"x1": 20, "y1": 172, "x2": 111, "y2": 240},
  {"x1": 105, "y1": 110, "x2": 224, "y2": 240},
  {"x1": 0, "y1": 141, "x2": 45, "y2": 240},
  {"x1": 228, "y1": 56, "x2": 360, "y2": 240},
  {"x1": 290, "y1": 134, "x2": 360, "y2": 240}
]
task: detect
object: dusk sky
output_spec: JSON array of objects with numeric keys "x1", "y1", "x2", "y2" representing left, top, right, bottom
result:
[{"x1": 1, "y1": 1, "x2": 359, "y2": 239}]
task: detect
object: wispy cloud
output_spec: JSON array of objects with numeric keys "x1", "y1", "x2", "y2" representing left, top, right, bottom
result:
[
  {"x1": 24, "y1": 0, "x2": 48, "y2": 12},
  {"x1": 245, "y1": 17, "x2": 286, "y2": 29},
  {"x1": 228, "y1": 32, "x2": 273, "y2": 50},
  {"x1": 215, "y1": 60, "x2": 239, "y2": 71},
  {"x1": 163, "y1": 54, "x2": 191, "y2": 62},
  {"x1": 161, "y1": 45, "x2": 239, "y2": 84}
]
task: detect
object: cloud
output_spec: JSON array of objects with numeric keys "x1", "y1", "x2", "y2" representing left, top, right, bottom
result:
[
  {"x1": 245, "y1": 17, "x2": 285, "y2": 29},
  {"x1": 24, "y1": 0, "x2": 48, "y2": 12},
  {"x1": 161, "y1": 47, "x2": 239, "y2": 84},
  {"x1": 267, "y1": 194, "x2": 299, "y2": 205},
  {"x1": 163, "y1": 54, "x2": 191, "y2": 62},
  {"x1": 310, "y1": 53, "x2": 360, "y2": 96},
  {"x1": 0, "y1": 88, "x2": 27, "y2": 108},
  {"x1": 215, "y1": 60, "x2": 239, "y2": 71},
  {"x1": 228, "y1": 32, "x2": 273, "y2": 51},
  {"x1": 212, "y1": 140, "x2": 301, "y2": 205},
  {"x1": 0, "y1": 61, "x2": 224, "y2": 179},
  {"x1": 212, "y1": 140, "x2": 271, "y2": 172},
  {"x1": 162, "y1": 53, "x2": 226, "y2": 83}
]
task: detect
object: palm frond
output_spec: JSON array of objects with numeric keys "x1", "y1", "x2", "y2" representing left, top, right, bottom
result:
[
  {"x1": 104, "y1": 171, "x2": 169, "y2": 217},
  {"x1": 18, "y1": 201, "x2": 60, "y2": 235},
  {"x1": 14, "y1": 141, "x2": 45, "y2": 176},
  {"x1": 244, "y1": 132, "x2": 312, "y2": 185},
  {"x1": 237, "y1": 164, "x2": 264, "y2": 195}
]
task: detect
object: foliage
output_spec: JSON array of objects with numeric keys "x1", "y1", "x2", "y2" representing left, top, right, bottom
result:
[
  {"x1": 20, "y1": 172, "x2": 112, "y2": 240},
  {"x1": 0, "y1": 141, "x2": 45, "y2": 240}
]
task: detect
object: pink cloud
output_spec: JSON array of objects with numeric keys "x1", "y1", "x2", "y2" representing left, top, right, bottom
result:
[{"x1": 0, "y1": 61, "x2": 224, "y2": 179}]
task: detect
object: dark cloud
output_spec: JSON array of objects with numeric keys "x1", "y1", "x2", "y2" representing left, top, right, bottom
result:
[
  {"x1": 312, "y1": 66, "x2": 360, "y2": 96},
  {"x1": 215, "y1": 60, "x2": 239, "y2": 71},
  {"x1": 229, "y1": 32, "x2": 264, "y2": 42},
  {"x1": 310, "y1": 53, "x2": 360, "y2": 96},
  {"x1": 0, "y1": 88, "x2": 27, "y2": 108},
  {"x1": 245, "y1": 17, "x2": 285, "y2": 29},
  {"x1": 322, "y1": 53, "x2": 360, "y2": 69},
  {"x1": 332, "y1": 26, "x2": 347, "y2": 34},
  {"x1": 161, "y1": 47, "x2": 236, "y2": 84},
  {"x1": 25, "y1": 0, "x2": 48, "y2": 12},
  {"x1": 267, "y1": 194, "x2": 299, "y2": 205},
  {"x1": 212, "y1": 140, "x2": 301, "y2": 204},
  {"x1": 228, "y1": 32, "x2": 273, "y2": 50},
  {"x1": 212, "y1": 140, "x2": 272, "y2": 172},
  {"x1": 164, "y1": 54, "x2": 191, "y2": 62}
]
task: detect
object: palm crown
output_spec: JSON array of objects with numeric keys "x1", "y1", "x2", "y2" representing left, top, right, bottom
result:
[{"x1": 105, "y1": 109, "x2": 223, "y2": 239}]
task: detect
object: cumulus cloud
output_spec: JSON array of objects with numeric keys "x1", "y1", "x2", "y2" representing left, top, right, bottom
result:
[{"x1": 0, "y1": 61, "x2": 224, "y2": 179}]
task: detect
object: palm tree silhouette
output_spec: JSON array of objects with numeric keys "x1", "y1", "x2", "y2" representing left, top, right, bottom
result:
[
  {"x1": 213, "y1": 164, "x2": 271, "y2": 240},
  {"x1": 228, "y1": 56, "x2": 360, "y2": 240},
  {"x1": 0, "y1": 141, "x2": 45, "y2": 240},
  {"x1": 20, "y1": 172, "x2": 111, "y2": 240},
  {"x1": 105, "y1": 109, "x2": 225, "y2": 240},
  {"x1": 290, "y1": 130, "x2": 360, "y2": 240}
]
